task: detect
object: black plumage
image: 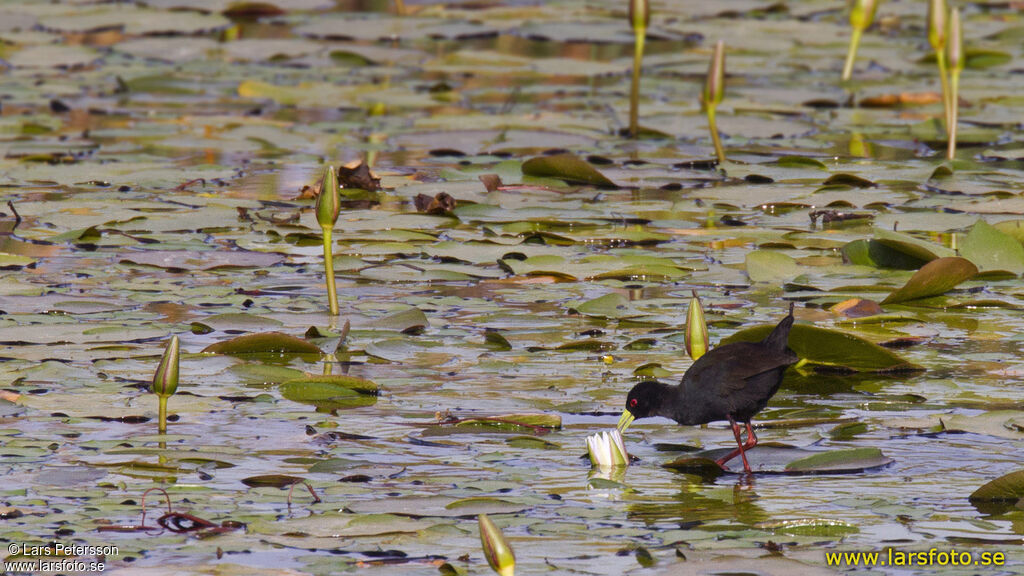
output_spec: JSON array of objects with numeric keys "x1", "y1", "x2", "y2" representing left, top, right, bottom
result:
[{"x1": 618, "y1": 303, "x2": 798, "y2": 473}]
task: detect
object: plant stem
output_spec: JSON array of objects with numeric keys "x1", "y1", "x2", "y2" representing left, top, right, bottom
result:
[
  {"x1": 629, "y1": 28, "x2": 645, "y2": 138},
  {"x1": 158, "y1": 395, "x2": 168, "y2": 434},
  {"x1": 322, "y1": 226, "x2": 338, "y2": 316},
  {"x1": 946, "y1": 72, "x2": 959, "y2": 161},
  {"x1": 935, "y1": 50, "x2": 951, "y2": 134},
  {"x1": 706, "y1": 105, "x2": 726, "y2": 165},
  {"x1": 394, "y1": 0, "x2": 405, "y2": 16},
  {"x1": 841, "y1": 27, "x2": 863, "y2": 82}
]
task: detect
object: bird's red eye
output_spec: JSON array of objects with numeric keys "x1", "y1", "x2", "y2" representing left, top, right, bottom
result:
[{"x1": 629, "y1": 398, "x2": 638, "y2": 408}]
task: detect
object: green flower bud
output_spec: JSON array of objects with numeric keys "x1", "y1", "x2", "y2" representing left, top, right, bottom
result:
[
  {"x1": 947, "y1": 7, "x2": 963, "y2": 73},
  {"x1": 849, "y1": 0, "x2": 879, "y2": 32},
  {"x1": 684, "y1": 290, "x2": 708, "y2": 361},
  {"x1": 479, "y1": 514, "x2": 515, "y2": 576},
  {"x1": 628, "y1": 0, "x2": 649, "y2": 32},
  {"x1": 151, "y1": 335, "x2": 179, "y2": 397},
  {"x1": 701, "y1": 41, "x2": 725, "y2": 111},
  {"x1": 315, "y1": 166, "x2": 340, "y2": 228},
  {"x1": 927, "y1": 0, "x2": 947, "y2": 52}
]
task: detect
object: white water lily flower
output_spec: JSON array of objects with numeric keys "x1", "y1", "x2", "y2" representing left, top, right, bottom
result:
[{"x1": 586, "y1": 429, "x2": 630, "y2": 467}]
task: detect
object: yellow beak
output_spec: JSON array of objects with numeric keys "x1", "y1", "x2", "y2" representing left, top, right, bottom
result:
[{"x1": 617, "y1": 411, "x2": 635, "y2": 433}]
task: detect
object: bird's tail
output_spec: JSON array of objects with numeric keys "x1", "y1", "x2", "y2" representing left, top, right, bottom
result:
[{"x1": 764, "y1": 302, "x2": 795, "y2": 352}]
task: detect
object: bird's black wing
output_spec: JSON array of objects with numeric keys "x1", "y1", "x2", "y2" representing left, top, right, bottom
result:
[{"x1": 680, "y1": 342, "x2": 797, "y2": 420}]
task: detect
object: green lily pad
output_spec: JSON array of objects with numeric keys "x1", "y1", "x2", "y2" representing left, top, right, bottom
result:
[
  {"x1": 784, "y1": 448, "x2": 893, "y2": 473},
  {"x1": 522, "y1": 153, "x2": 616, "y2": 188},
  {"x1": 993, "y1": 219, "x2": 1024, "y2": 244},
  {"x1": 745, "y1": 250, "x2": 800, "y2": 284},
  {"x1": 969, "y1": 469, "x2": 1024, "y2": 503},
  {"x1": 371, "y1": 307, "x2": 429, "y2": 333},
  {"x1": 722, "y1": 324, "x2": 922, "y2": 372},
  {"x1": 960, "y1": 220, "x2": 1024, "y2": 276},
  {"x1": 241, "y1": 474, "x2": 305, "y2": 488},
  {"x1": 0, "y1": 253, "x2": 36, "y2": 268},
  {"x1": 872, "y1": 228, "x2": 955, "y2": 262},
  {"x1": 279, "y1": 377, "x2": 378, "y2": 410},
  {"x1": 841, "y1": 239, "x2": 929, "y2": 269},
  {"x1": 775, "y1": 156, "x2": 827, "y2": 170},
  {"x1": 280, "y1": 375, "x2": 379, "y2": 395},
  {"x1": 202, "y1": 332, "x2": 322, "y2": 355},
  {"x1": 881, "y1": 257, "x2": 978, "y2": 305},
  {"x1": 574, "y1": 293, "x2": 632, "y2": 318}
]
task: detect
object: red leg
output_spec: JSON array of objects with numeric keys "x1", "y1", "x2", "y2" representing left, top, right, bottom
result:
[
  {"x1": 714, "y1": 420, "x2": 757, "y2": 472},
  {"x1": 715, "y1": 417, "x2": 752, "y2": 473},
  {"x1": 743, "y1": 422, "x2": 758, "y2": 449}
]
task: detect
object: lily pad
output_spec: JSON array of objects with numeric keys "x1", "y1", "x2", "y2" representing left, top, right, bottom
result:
[
  {"x1": 960, "y1": 220, "x2": 1024, "y2": 276},
  {"x1": 881, "y1": 257, "x2": 978, "y2": 305},
  {"x1": 722, "y1": 324, "x2": 922, "y2": 372},
  {"x1": 280, "y1": 377, "x2": 378, "y2": 410},
  {"x1": 784, "y1": 448, "x2": 893, "y2": 473},
  {"x1": 202, "y1": 332, "x2": 322, "y2": 355},
  {"x1": 745, "y1": 250, "x2": 801, "y2": 284},
  {"x1": 872, "y1": 228, "x2": 955, "y2": 262},
  {"x1": 280, "y1": 375, "x2": 379, "y2": 395},
  {"x1": 969, "y1": 469, "x2": 1024, "y2": 503},
  {"x1": 522, "y1": 153, "x2": 616, "y2": 188}
]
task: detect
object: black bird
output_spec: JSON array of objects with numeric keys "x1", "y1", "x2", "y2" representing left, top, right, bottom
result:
[{"x1": 617, "y1": 303, "x2": 798, "y2": 473}]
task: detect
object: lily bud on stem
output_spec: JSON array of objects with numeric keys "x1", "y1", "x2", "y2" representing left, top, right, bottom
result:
[
  {"x1": 927, "y1": 0, "x2": 951, "y2": 131},
  {"x1": 685, "y1": 290, "x2": 709, "y2": 360},
  {"x1": 946, "y1": 7, "x2": 963, "y2": 161},
  {"x1": 701, "y1": 40, "x2": 727, "y2": 165},
  {"x1": 315, "y1": 166, "x2": 341, "y2": 316},
  {"x1": 479, "y1": 514, "x2": 515, "y2": 576},
  {"x1": 151, "y1": 335, "x2": 180, "y2": 434},
  {"x1": 627, "y1": 0, "x2": 649, "y2": 139},
  {"x1": 842, "y1": 0, "x2": 879, "y2": 82}
]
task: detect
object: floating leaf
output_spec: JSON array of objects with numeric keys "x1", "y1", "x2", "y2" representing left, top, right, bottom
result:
[
  {"x1": 371, "y1": 307, "x2": 429, "y2": 333},
  {"x1": 745, "y1": 250, "x2": 800, "y2": 284},
  {"x1": 969, "y1": 469, "x2": 1024, "y2": 503},
  {"x1": 841, "y1": 239, "x2": 928, "y2": 269},
  {"x1": 241, "y1": 474, "x2": 305, "y2": 488},
  {"x1": 574, "y1": 293, "x2": 631, "y2": 318},
  {"x1": 202, "y1": 332, "x2": 322, "y2": 355},
  {"x1": 661, "y1": 456, "x2": 726, "y2": 476},
  {"x1": 281, "y1": 375, "x2": 379, "y2": 395},
  {"x1": 960, "y1": 220, "x2": 1024, "y2": 276},
  {"x1": 872, "y1": 228, "x2": 955, "y2": 262},
  {"x1": 784, "y1": 448, "x2": 892, "y2": 473},
  {"x1": 522, "y1": 153, "x2": 616, "y2": 188},
  {"x1": 776, "y1": 156, "x2": 828, "y2": 170},
  {"x1": 881, "y1": 257, "x2": 978, "y2": 304},
  {"x1": 822, "y1": 173, "x2": 874, "y2": 188},
  {"x1": 484, "y1": 329, "x2": 512, "y2": 351},
  {"x1": 756, "y1": 518, "x2": 859, "y2": 536},
  {"x1": 280, "y1": 377, "x2": 378, "y2": 410},
  {"x1": 994, "y1": 220, "x2": 1024, "y2": 244},
  {"x1": 458, "y1": 413, "x2": 561, "y2": 429},
  {"x1": 722, "y1": 324, "x2": 922, "y2": 372}
]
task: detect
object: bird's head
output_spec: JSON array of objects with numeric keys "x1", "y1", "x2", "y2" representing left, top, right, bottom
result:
[{"x1": 617, "y1": 380, "x2": 664, "y2": 433}]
